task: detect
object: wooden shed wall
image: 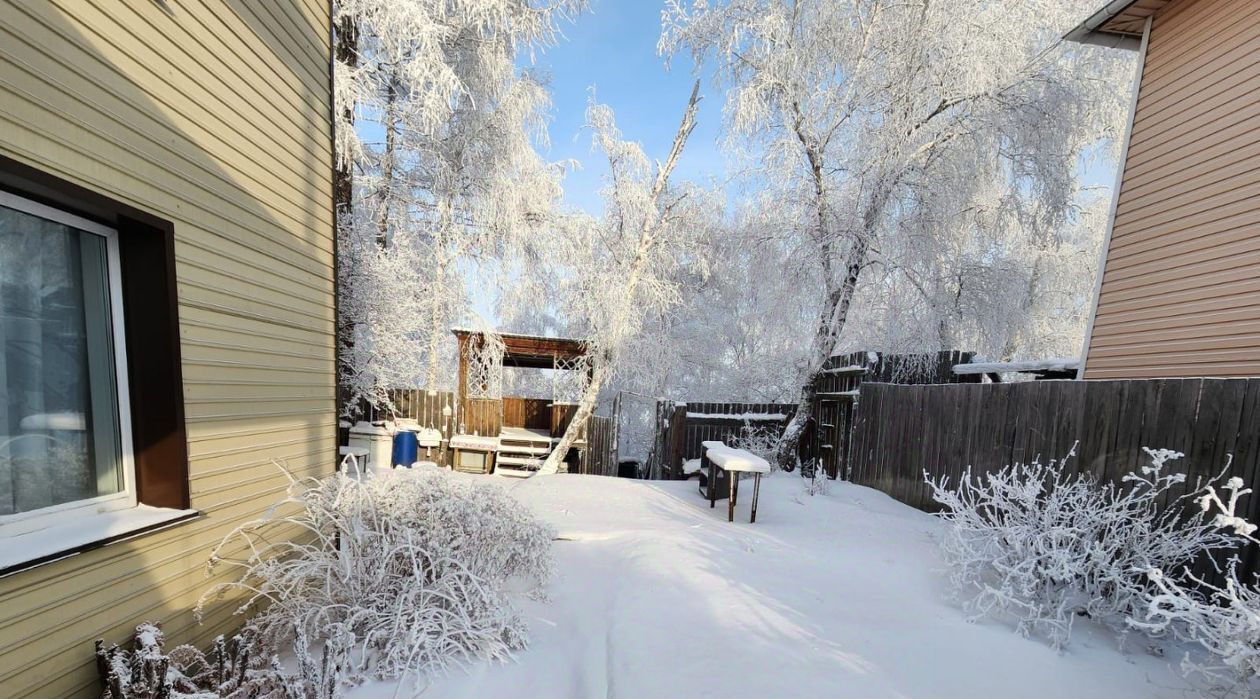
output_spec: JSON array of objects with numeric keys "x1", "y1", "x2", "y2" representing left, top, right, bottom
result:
[
  {"x1": 0, "y1": 1, "x2": 334, "y2": 696},
  {"x1": 1085, "y1": 0, "x2": 1260, "y2": 379}
]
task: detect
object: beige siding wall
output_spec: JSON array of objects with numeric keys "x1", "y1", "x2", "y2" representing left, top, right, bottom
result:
[
  {"x1": 1085, "y1": 0, "x2": 1260, "y2": 379},
  {"x1": 0, "y1": 1, "x2": 334, "y2": 696}
]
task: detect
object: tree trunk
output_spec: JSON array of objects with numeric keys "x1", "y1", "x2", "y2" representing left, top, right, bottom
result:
[
  {"x1": 774, "y1": 234, "x2": 870, "y2": 472},
  {"x1": 333, "y1": 16, "x2": 358, "y2": 416},
  {"x1": 540, "y1": 361, "x2": 608, "y2": 474},
  {"x1": 333, "y1": 16, "x2": 357, "y2": 220},
  {"x1": 376, "y1": 78, "x2": 398, "y2": 248},
  {"x1": 425, "y1": 255, "x2": 447, "y2": 389}
]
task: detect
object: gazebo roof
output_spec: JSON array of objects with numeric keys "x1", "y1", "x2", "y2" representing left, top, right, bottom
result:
[{"x1": 452, "y1": 328, "x2": 589, "y2": 370}]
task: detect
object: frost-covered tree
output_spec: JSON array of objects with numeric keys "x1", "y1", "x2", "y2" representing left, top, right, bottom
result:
[
  {"x1": 608, "y1": 206, "x2": 813, "y2": 461},
  {"x1": 538, "y1": 84, "x2": 717, "y2": 473},
  {"x1": 334, "y1": 0, "x2": 583, "y2": 413},
  {"x1": 844, "y1": 194, "x2": 1111, "y2": 360},
  {"x1": 660, "y1": 0, "x2": 1132, "y2": 471}
]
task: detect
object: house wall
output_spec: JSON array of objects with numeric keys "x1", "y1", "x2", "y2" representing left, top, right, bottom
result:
[
  {"x1": 1084, "y1": 0, "x2": 1260, "y2": 379},
  {"x1": 0, "y1": 2, "x2": 335, "y2": 696}
]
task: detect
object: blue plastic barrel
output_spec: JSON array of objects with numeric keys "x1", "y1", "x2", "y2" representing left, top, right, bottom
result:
[{"x1": 391, "y1": 431, "x2": 418, "y2": 468}]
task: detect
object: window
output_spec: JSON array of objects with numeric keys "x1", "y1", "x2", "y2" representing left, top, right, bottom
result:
[
  {"x1": 0, "y1": 192, "x2": 135, "y2": 534},
  {"x1": 0, "y1": 158, "x2": 193, "y2": 575}
]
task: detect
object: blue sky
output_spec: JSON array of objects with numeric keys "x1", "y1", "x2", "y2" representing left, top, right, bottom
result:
[{"x1": 527, "y1": 1, "x2": 726, "y2": 214}]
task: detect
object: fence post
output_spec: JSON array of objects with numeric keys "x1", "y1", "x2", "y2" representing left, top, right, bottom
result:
[{"x1": 669, "y1": 403, "x2": 688, "y2": 480}]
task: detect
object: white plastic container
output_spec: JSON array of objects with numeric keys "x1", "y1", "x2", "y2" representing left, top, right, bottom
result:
[{"x1": 347, "y1": 422, "x2": 392, "y2": 473}]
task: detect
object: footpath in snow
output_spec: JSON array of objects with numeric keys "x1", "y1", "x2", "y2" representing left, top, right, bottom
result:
[{"x1": 353, "y1": 473, "x2": 1190, "y2": 698}]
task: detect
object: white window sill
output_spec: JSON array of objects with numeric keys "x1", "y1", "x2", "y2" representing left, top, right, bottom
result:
[{"x1": 0, "y1": 505, "x2": 199, "y2": 576}]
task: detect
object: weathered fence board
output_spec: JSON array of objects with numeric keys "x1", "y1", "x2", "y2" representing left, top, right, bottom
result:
[{"x1": 578, "y1": 415, "x2": 619, "y2": 477}]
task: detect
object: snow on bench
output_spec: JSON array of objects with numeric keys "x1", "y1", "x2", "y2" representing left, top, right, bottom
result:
[
  {"x1": 449, "y1": 434, "x2": 500, "y2": 451},
  {"x1": 700, "y1": 441, "x2": 769, "y2": 522},
  {"x1": 704, "y1": 445, "x2": 770, "y2": 474}
]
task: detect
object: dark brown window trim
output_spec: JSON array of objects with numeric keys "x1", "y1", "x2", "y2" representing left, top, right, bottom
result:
[{"x1": 0, "y1": 154, "x2": 192, "y2": 513}]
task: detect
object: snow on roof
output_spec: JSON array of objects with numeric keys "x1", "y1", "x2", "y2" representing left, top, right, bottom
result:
[
  {"x1": 450, "y1": 326, "x2": 586, "y2": 343},
  {"x1": 952, "y1": 357, "x2": 1080, "y2": 375}
]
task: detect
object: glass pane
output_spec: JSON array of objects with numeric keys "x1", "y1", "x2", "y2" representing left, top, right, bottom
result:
[{"x1": 0, "y1": 203, "x2": 123, "y2": 516}]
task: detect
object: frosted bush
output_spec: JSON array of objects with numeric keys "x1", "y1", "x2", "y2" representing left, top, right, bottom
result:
[
  {"x1": 1131, "y1": 472, "x2": 1260, "y2": 697},
  {"x1": 926, "y1": 447, "x2": 1232, "y2": 649},
  {"x1": 731, "y1": 423, "x2": 780, "y2": 465},
  {"x1": 96, "y1": 622, "x2": 323, "y2": 699},
  {"x1": 804, "y1": 461, "x2": 829, "y2": 497},
  {"x1": 198, "y1": 468, "x2": 554, "y2": 689}
]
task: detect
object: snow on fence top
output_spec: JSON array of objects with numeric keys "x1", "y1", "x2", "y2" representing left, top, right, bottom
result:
[
  {"x1": 952, "y1": 357, "x2": 1080, "y2": 375},
  {"x1": 821, "y1": 364, "x2": 867, "y2": 375},
  {"x1": 686, "y1": 411, "x2": 788, "y2": 421}
]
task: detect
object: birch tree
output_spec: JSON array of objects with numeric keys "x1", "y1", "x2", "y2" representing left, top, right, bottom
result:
[
  {"x1": 334, "y1": 0, "x2": 583, "y2": 413},
  {"x1": 660, "y1": 0, "x2": 1131, "y2": 471},
  {"x1": 539, "y1": 83, "x2": 716, "y2": 473}
]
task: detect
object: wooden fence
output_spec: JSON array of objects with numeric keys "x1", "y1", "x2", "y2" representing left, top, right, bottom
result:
[
  {"x1": 829, "y1": 350, "x2": 977, "y2": 385},
  {"x1": 350, "y1": 388, "x2": 622, "y2": 477},
  {"x1": 647, "y1": 401, "x2": 798, "y2": 479},
  {"x1": 356, "y1": 389, "x2": 457, "y2": 429},
  {"x1": 849, "y1": 379, "x2": 1260, "y2": 579},
  {"x1": 575, "y1": 415, "x2": 619, "y2": 476},
  {"x1": 645, "y1": 351, "x2": 979, "y2": 479}
]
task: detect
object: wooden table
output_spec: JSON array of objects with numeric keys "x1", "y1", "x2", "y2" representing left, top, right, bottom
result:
[{"x1": 703, "y1": 442, "x2": 771, "y2": 523}]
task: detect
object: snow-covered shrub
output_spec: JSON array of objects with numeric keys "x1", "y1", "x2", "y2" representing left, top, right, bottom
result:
[
  {"x1": 198, "y1": 468, "x2": 554, "y2": 689},
  {"x1": 96, "y1": 622, "x2": 321, "y2": 698},
  {"x1": 926, "y1": 447, "x2": 1233, "y2": 648},
  {"x1": 804, "y1": 461, "x2": 829, "y2": 496},
  {"x1": 731, "y1": 423, "x2": 780, "y2": 465},
  {"x1": 1131, "y1": 473, "x2": 1260, "y2": 697}
]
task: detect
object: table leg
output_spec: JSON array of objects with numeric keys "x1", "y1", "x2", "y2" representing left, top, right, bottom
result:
[
  {"x1": 751, "y1": 474, "x2": 761, "y2": 524},
  {"x1": 732, "y1": 471, "x2": 739, "y2": 506},
  {"x1": 709, "y1": 459, "x2": 716, "y2": 509},
  {"x1": 728, "y1": 469, "x2": 736, "y2": 522}
]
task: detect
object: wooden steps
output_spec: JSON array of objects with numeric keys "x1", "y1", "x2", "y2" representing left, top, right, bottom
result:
[{"x1": 495, "y1": 428, "x2": 554, "y2": 477}]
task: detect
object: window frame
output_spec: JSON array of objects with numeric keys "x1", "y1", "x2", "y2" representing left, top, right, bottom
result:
[{"x1": 0, "y1": 190, "x2": 138, "y2": 536}]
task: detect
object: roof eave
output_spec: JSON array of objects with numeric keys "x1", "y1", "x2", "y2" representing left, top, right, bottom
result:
[{"x1": 1063, "y1": 0, "x2": 1145, "y2": 51}]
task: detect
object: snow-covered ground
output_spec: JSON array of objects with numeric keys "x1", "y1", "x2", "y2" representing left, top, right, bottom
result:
[{"x1": 352, "y1": 473, "x2": 1191, "y2": 698}]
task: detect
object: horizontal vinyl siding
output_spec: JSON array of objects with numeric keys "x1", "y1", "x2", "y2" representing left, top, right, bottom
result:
[
  {"x1": 0, "y1": 1, "x2": 335, "y2": 697},
  {"x1": 1085, "y1": 0, "x2": 1260, "y2": 379}
]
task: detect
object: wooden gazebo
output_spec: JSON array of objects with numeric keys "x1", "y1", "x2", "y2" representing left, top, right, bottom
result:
[{"x1": 452, "y1": 328, "x2": 593, "y2": 474}]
